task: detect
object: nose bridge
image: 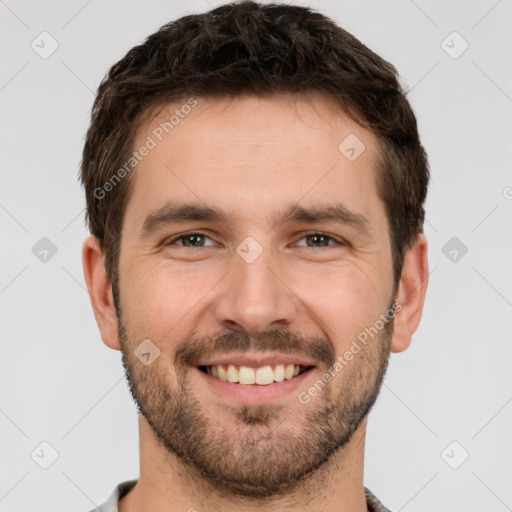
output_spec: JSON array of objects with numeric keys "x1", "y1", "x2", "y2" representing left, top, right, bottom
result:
[{"x1": 214, "y1": 243, "x2": 297, "y2": 334}]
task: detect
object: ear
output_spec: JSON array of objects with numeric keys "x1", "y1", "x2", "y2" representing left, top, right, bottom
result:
[
  {"x1": 82, "y1": 235, "x2": 121, "y2": 351},
  {"x1": 390, "y1": 233, "x2": 429, "y2": 353}
]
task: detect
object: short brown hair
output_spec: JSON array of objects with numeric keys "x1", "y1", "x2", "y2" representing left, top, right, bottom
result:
[{"x1": 80, "y1": 0, "x2": 429, "y2": 299}]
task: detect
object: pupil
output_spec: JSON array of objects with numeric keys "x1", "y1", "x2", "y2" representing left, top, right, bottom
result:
[
  {"x1": 187, "y1": 235, "x2": 202, "y2": 247},
  {"x1": 309, "y1": 235, "x2": 326, "y2": 247}
]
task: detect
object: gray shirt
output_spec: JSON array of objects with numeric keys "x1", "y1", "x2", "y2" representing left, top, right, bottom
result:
[{"x1": 89, "y1": 480, "x2": 392, "y2": 512}]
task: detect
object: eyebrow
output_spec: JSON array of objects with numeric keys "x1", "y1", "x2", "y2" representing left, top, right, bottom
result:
[{"x1": 139, "y1": 201, "x2": 373, "y2": 238}]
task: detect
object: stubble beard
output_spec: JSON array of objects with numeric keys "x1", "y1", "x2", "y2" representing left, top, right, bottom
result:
[{"x1": 118, "y1": 310, "x2": 393, "y2": 498}]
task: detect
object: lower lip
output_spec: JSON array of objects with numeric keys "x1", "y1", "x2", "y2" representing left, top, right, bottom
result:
[{"x1": 195, "y1": 367, "x2": 315, "y2": 405}]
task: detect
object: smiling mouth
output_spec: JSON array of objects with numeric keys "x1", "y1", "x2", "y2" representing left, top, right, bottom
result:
[{"x1": 198, "y1": 364, "x2": 314, "y2": 385}]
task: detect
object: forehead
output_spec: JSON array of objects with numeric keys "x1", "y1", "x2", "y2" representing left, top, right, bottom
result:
[
  {"x1": 139, "y1": 93, "x2": 376, "y2": 161},
  {"x1": 125, "y1": 93, "x2": 382, "y2": 228}
]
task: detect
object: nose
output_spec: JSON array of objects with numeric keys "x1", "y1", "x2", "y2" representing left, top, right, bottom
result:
[{"x1": 213, "y1": 247, "x2": 299, "y2": 335}]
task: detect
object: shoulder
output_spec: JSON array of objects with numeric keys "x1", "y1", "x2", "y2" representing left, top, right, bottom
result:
[
  {"x1": 364, "y1": 487, "x2": 393, "y2": 512},
  {"x1": 87, "y1": 480, "x2": 138, "y2": 512}
]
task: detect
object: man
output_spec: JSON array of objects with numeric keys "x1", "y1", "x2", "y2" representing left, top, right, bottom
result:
[{"x1": 81, "y1": 1, "x2": 429, "y2": 511}]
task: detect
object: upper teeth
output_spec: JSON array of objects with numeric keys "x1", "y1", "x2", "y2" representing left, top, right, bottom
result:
[{"x1": 205, "y1": 364, "x2": 302, "y2": 385}]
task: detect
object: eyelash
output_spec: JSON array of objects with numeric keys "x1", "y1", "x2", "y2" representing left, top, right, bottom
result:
[{"x1": 166, "y1": 231, "x2": 345, "y2": 248}]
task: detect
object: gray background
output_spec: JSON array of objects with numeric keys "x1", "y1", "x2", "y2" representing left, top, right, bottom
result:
[{"x1": 1, "y1": 1, "x2": 511, "y2": 510}]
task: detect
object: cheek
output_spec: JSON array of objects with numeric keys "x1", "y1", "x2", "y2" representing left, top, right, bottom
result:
[
  {"x1": 294, "y1": 262, "x2": 388, "y2": 348},
  {"x1": 123, "y1": 263, "x2": 219, "y2": 339},
  {"x1": 122, "y1": 247, "x2": 391, "y2": 352}
]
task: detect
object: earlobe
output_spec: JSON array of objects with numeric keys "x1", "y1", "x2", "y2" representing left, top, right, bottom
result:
[
  {"x1": 82, "y1": 235, "x2": 121, "y2": 351},
  {"x1": 390, "y1": 233, "x2": 429, "y2": 353}
]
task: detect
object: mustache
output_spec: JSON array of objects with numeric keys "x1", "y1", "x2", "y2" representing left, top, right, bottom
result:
[{"x1": 175, "y1": 329, "x2": 336, "y2": 369}]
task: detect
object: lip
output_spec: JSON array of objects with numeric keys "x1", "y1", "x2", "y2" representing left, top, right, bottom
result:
[
  {"x1": 195, "y1": 365, "x2": 316, "y2": 405},
  {"x1": 197, "y1": 352, "x2": 317, "y2": 368}
]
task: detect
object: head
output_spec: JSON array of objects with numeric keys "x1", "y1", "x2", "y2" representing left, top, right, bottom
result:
[{"x1": 81, "y1": 0, "x2": 429, "y2": 499}]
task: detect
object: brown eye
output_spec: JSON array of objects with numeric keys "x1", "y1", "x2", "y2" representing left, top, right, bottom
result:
[
  {"x1": 295, "y1": 233, "x2": 341, "y2": 248},
  {"x1": 168, "y1": 233, "x2": 215, "y2": 248},
  {"x1": 306, "y1": 234, "x2": 331, "y2": 247}
]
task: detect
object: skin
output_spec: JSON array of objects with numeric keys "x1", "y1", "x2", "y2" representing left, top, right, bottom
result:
[{"x1": 83, "y1": 92, "x2": 429, "y2": 512}]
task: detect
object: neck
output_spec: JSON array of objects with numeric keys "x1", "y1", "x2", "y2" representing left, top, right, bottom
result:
[{"x1": 119, "y1": 415, "x2": 369, "y2": 512}]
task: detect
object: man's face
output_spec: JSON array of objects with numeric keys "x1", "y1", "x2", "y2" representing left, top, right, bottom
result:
[{"x1": 117, "y1": 94, "x2": 396, "y2": 497}]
